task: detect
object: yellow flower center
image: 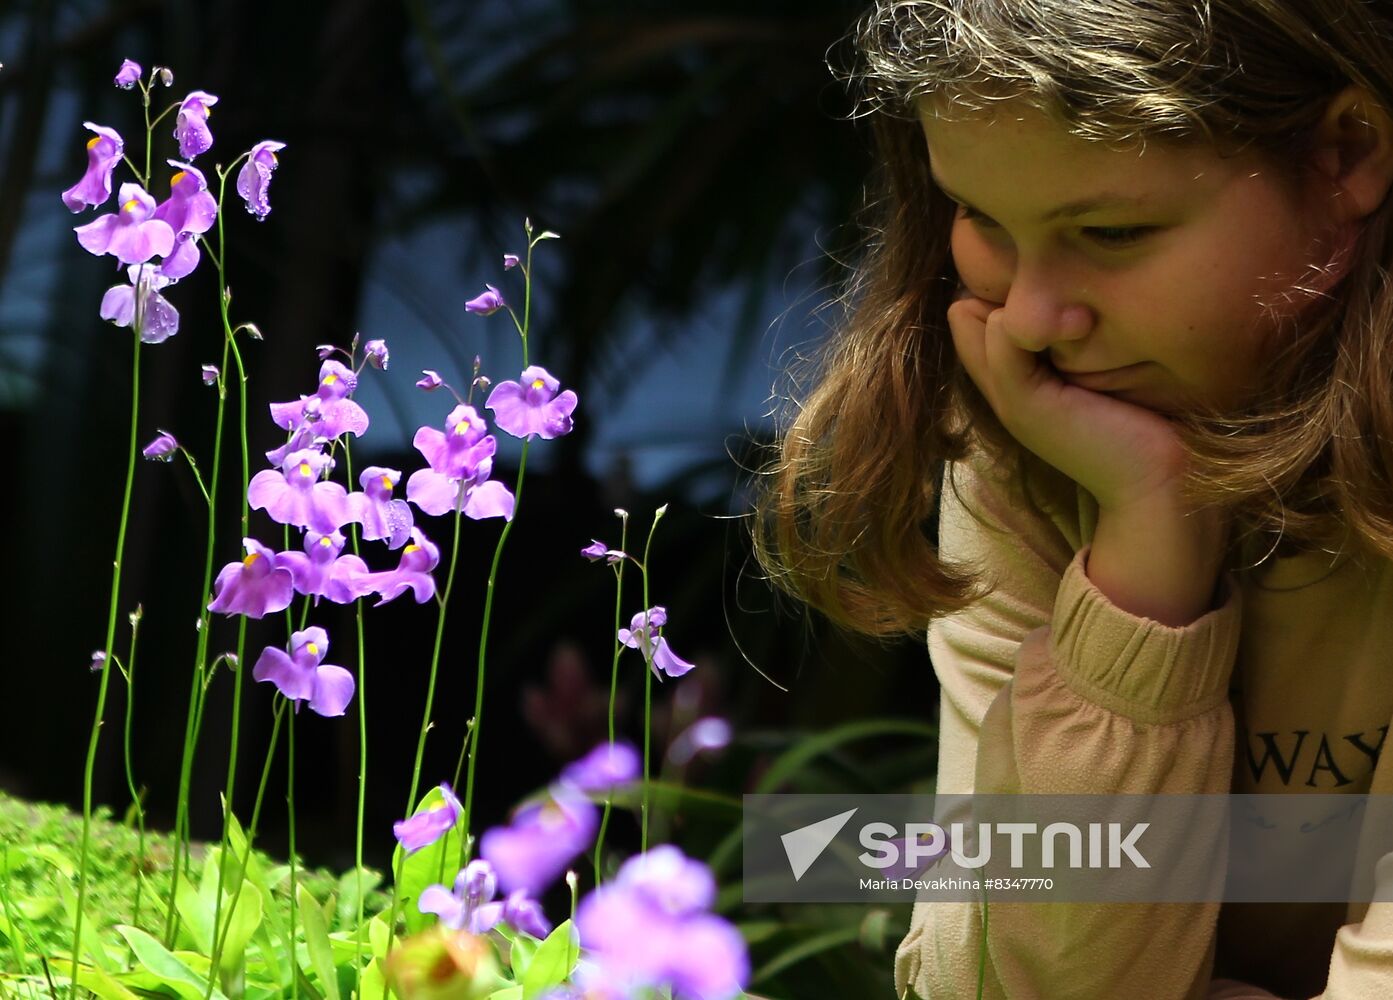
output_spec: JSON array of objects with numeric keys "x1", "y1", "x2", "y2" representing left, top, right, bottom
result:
[
  {"x1": 306, "y1": 643, "x2": 319, "y2": 657},
  {"x1": 380, "y1": 475, "x2": 394, "y2": 491},
  {"x1": 405, "y1": 544, "x2": 421, "y2": 555},
  {"x1": 86, "y1": 136, "x2": 102, "y2": 150},
  {"x1": 171, "y1": 170, "x2": 187, "y2": 188},
  {"x1": 319, "y1": 536, "x2": 332, "y2": 547},
  {"x1": 323, "y1": 373, "x2": 338, "y2": 385},
  {"x1": 453, "y1": 421, "x2": 470, "y2": 436},
  {"x1": 531, "y1": 378, "x2": 545, "y2": 389},
  {"x1": 242, "y1": 552, "x2": 261, "y2": 568},
  {"x1": 122, "y1": 199, "x2": 139, "y2": 213},
  {"x1": 299, "y1": 462, "x2": 312, "y2": 477}
]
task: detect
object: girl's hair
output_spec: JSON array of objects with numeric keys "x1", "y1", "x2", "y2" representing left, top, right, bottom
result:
[{"x1": 751, "y1": 0, "x2": 1393, "y2": 638}]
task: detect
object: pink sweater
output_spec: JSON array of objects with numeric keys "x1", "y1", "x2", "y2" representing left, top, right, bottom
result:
[{"x1": 893, "y1": 446, "x2": 1393, "y2": 999}]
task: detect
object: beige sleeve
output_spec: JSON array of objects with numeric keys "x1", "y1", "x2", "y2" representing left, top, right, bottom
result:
[{"x1": 894, "y1": 452, "x2": 1245, "y2": 1000}]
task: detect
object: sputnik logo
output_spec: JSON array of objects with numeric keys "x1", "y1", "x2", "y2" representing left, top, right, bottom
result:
[{"x1": 781, "y1": 808, "x2": 858, "y2": 881}]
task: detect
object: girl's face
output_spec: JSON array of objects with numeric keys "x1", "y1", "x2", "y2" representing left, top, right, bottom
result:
[{"x1": 918, "y1": 99, "x2": 1343, "y2": 415}]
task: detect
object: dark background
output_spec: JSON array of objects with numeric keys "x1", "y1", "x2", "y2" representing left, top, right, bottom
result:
[{"x1": 0, "y1": 0, "x2": 940, "y2": 885}]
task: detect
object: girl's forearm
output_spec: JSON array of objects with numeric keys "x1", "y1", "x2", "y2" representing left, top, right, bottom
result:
[{"x1": 1086, "y1": 491, "x2": 1232, "y2": 628}]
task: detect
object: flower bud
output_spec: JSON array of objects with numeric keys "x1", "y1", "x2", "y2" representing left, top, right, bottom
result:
[
  {"x1": 201, "y1": 364, "x2": 219, "y2": 385},
  {"x1": 157, "y1": 67, "x2": 174, "y2": 87},
  {"x1": 141, "y1": 431, "x2": 178, "y2": 462},
  {"x1": 364, "y1": 339, "x2": 390, "y2": 370},
  {"x1": 384, "y1": 927, "x2": 504, "y2": 1000}
]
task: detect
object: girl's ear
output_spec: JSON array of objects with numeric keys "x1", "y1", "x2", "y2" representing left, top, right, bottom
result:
[{"x1": 1312, "y1": 85, "x2": 1393, "y2": 221}]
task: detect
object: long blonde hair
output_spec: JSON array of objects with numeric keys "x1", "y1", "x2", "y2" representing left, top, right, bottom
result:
[{"x1": 752, "y1": 0, "x2": 1393, "y2": 637}]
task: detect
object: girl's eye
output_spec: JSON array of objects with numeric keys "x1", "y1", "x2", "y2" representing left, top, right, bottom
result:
[{"x1": 955, "y1": 204, "x2": 1155, "y2": 249}]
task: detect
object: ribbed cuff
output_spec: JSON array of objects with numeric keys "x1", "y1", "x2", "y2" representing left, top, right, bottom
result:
[{"x1": 1049, "y1": 545, "x2": 1242, "y2": 725}]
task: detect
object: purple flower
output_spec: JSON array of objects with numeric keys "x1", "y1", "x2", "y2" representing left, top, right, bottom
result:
[
  {"x1": 74, "y1": 183, "x2": 175, "y2": 264},
  {"x1": 62, "y1": 123, "x2": 125, "y2": 213},
  {"x1": 574, "y1": 847, "x2": 748, "y2": 1000},
  {"x1": 465, "y1": 284, "x2": 506, "y2": 316},
  {"x1": 331, "y1": 527, "x2": 439, "y2": 606},
  {"x1": 348, "y1": 466, "x2": 413, "y2": 549},
  {"x1": 502, "y1": 254, "x2": 520, "y2": 270},
  {"x1": 269, "y1": 360, "x2": 369, "y2": 444},
  {"x1": 114, "y1": 60, "x2": 141, "y2": 89},
  {"x1": 158, "y1": 232, "x2": 201, "y2": 281},
  {"x1": 485, "y1": 366, "x2": 578, "y2": 440},
  {"x1": 173, "y1": 91, "x2": 218, "y2": 160},
  {"x1": 208, "y1": 538, "x2": 295, "y2": 619},
  {"x1": 668, "y1": 717, "x2": 732, "y2": 765},
  {"x1": 152, "y1": 161, "x2": 217, "y2": 238},
  {"x1": 416, "y1": 370, "x2": 443, "y2": 391},
  {"x1": 236, "y1": 140, "x2": 285, "y2": 219},
  {"x1": 618, "y1": 607, "x2": 696, "y2": 680},
  {"x1": 393, "y1": 783, "x2": 462, "y2": 853},
  {"x1": 406, "y1": 405, "x2": 515, "y2": 521},
  {"x1": 247, "y1": 448, "x2": 353, "y2": 534},
  {"x1": 202, "y1": 364, "x2": 219, "y2": 385},
  {"x1": 251, "y1": 626, "x2": 355, "y2": 717},
  {"x1": 100, "y1": 264, "x2": 180, "y2": 343},
  {"x1": 560, "y1": 741, "x2": 641, "y2": 793},
  {"x1": 479, "y1": 784, "x2": 597, "y2": 897},
  {"x1": 363, "y1": 339, "x2": 389, "y2": 370},
  {"x1": 141, "y1": 430, "x2": 178, "y2": 462},
  {"x1": 273, "y1": 530, "x2": 349, "y2": 603},
  {"x1": 89, "y1": 651, "x2": 107, "y2": 673},
  {"x1": 581, "y1": 539, "x2": 624, "y2": 564},
  {"x1": 418, "y1": 860, "x2": 554, "y2": 940}
]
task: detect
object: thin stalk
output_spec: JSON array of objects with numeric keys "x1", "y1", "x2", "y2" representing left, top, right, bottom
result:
[
  {"x1": 592, "y1": 514, "x2": 630, "y2": 885},
  {"x1": 288, "y1": 706, "x2": 300, "y2": 1000},
  {"x1": 342, "y1": 442, "x2": 370, "y2": 990},
  {"x1": 69, "y1": 323, "x2": 142, "y2": 999},
  {"x1": 121, "y1": 610, "x2": 148, "y2": 932},
  {"x1": 638, "y1": 508, "x2": 664, "y2": 852}
]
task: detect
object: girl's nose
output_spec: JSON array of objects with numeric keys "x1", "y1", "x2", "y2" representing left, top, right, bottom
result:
[{"x1": 1000, "y1": 265, "x2": 1095, "y2": 353}]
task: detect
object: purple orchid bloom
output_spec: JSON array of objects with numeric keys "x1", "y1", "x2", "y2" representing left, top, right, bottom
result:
[
  {"x1": 465, "y1": 284, "x2": 506, "y2": 316},
  {"x1": 393, "y1": 782, "x2": 462, "y2": 853},
  {"x1": 348, "y1": 466, "x2": 413, "y2": 549},
  {"x1": 618, "y1": 607, "x2": 696, "y2": 680},
  {"x1": 269, "y1": 360, "x2": 369, "y2": 444},
  {"x1": 416, "y1": 370, "x2": 444, "y2": 391},
  {"x1": 173, "y1": 91, "x2": 218, "y2": 159},
  {"x1": 265, "y1": 421, "x2": 324, "y2": 469},
  {"x1": 208, "y1": 538, "x2": 295, "y2": 619},
  {"x1": 668, "y1": 717, "x2": 732, "y2": 765},
  {"x1": 247, "y1": 448, "x2": 353, "y2": 534},
  {"x1": 406, "y1": 405, "x2": 514, "y2": 521},
  {"x1": 273, "y1": 530, "x2": 349, "y2": 604},
  {"x1": 560, "y1": 741, "x2": 641, "y2": 793},
  {"x1": 62, "y1": 123, "x2": 125, "y2": 213},
  {"x1": 236, "y1": 140, "x2": 285, "y2": 219},
  {"x1": 152, "y1": 160, "x2": 217, "y2": 236},
  {"x1": 141, "y1": 431, "x2": 178, "y2": 462},
  {"x1": 330, "y1": 527, "x2": 439, "y2": 606},
  {"x1": 574, "y1": 847, "x2": 748, "y2": 1000},
  {"x1": 418, "y1": 861, "x2": 553, "y2": 940},
  {"x1": 485, "y1": 366, "x2": 578, "y2": 441},
  {"x1": 114, "y1": 60, "x2": 141, "y2": 89},
  {"x1": 363, "y1": 339, "x2": 389, "y2": 370},
  {"x1": 581, "y1": 539, "x2": 625, "y2": 564},
  {"x1": 251, "y1": 626, "x2": 355, "y2": 717},
  {"x1": 74, "y1": 183, "x2": 175, "y2": 264},
  {"x1": 158, "y1": 232, "x2": 201, "y2": 281},
  {"x1": 100, "y1": 264, "x2": 180, "y2": 343},
  {"x1": 479, "y1": 783, "x2": 598, "y2": 897}
]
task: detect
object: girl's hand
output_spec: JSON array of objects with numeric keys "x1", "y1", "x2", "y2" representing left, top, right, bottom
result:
[{"x1": 948, "y1": 292, "x2": 1193, "y2": 513}]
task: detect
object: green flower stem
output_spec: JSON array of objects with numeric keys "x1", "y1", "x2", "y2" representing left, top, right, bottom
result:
[
  {"x1": 204, "y1": 698, "x2": 287, "y2": 999},
  {"x1": 383, "y1": 498, "x2": 466, "y2": 975},
  {"x1": 342, "y1": 442, "x2": 370, "y2": 990},
  {"x1": 70, "y1": 324, "x2": 142, "y2": 1000},
  {"x1": 638, "y1": 507, "x2": 665, "y2": 853},
  {"x1": 288, "y1": 704, "x2": 300, "y2": 1000},
  {"x1": 121, "y1": 610, "x2": 148, "y2": 933},
  {"x1": 458, "y1": 438, "x2": 529, "y2": 864},
  {"x1": 592, "y1": 513, "x2": 630, "y2": 885}
]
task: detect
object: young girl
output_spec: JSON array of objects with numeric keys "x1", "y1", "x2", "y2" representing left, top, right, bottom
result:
[{"x1": 754, "y1": 2, "x2": 1393, "y2": 997}]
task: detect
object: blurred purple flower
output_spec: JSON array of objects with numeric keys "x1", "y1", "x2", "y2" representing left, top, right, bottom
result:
[
  {"x1": 485, "y1": 365, "x2": 577, "y2": 440},
  {"x1": 348, "y1": 466, "x2": 413, "y2": 549},
  {"x1": 74, "y1": 183, "x2": 175, "y2": 264},
  {"x1": 668, "y1": 717, "x2": 732, "y2": 766},
  {"x1": 416, "y1": 370, "x2": 444, "y2": 391},
  {"x1": 465, "y1": 284, "x2": 506, "y2": 316},
  {"x1": 251, "y1": 626, "x2": 355, "y2": 717},
  {"x1": 141, "y1": 430, "x2": 178, "y2": 462},
  {"x1": 394, "y1": 782, "x2": 462, "y2": 853},
  {"x1": 62, "y1": 123, "x2": 124, "y2": 213},
  {"x1": 363, "y1": 338, "x2": 389, "y2": 370},
  {"x1": 619, "y1": 607, "x2": 696, "y2": 680},
  {"x1": 101, "y1": 264, "x2": 180, "y2": 343},
  {"x1": 208, "y1": 538, "x2": 295, "y2": 619},
  {"x1": 247, "y1": 448, "x2": 352, "y2": 534},
  {"x1": 173, "y1": 91, "x2": 218, "y2": 159},
  {"x1": 236, "y1": 140, "x2": 286, "y2": 219},
  {"x1": 419, "y1": 860, "x2": 553, "y2": 940},
  {"x1": 574, "y1": 846, "x2": 748, "y2": 1000},
  {"x1": 581, "y1": 540, "x2": 624, "y2": 564},
  {"x1": 560, "y1": 741, "x2": 640, "y2": 793},
  {"x1": 479, "y1": 784, "x2": 597, "y2": 897},
  {"x1": 114, "y1": 60, "x2": 141, "y2": 89}
]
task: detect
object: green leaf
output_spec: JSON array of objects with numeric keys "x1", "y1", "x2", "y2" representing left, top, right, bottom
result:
[
  {"x1": 520, "y1": 920, "x2": 578, "y2": 999},
  {"x1": 390, "y1": 786, "x2": 464, "y2": 935},
  {"x1": 356, "y1": 956, "x2": 388, "y2": 1000},
  {"x1": 114, "y1": 925, "x2": 228, "y2": 1000},
  {"x1": 336, "y1": 867, "x2": 382, "y2": 931},
  {"x1": 74, "y1": 963, "x2": 141, "y2": 1000},
  {"x1": 488, "y1": 989, "x2": 523, "y2": 1000},
  {"x1": 748, "y1": 925, "x2": 861, "y2": 984},
  {"x1": 504, "y1": 927, "x2": 537, "y2": 978},
  {"x1": 174, "y1": 876, "x2": 215, "y2": 955},
  {"x1": 298, "y1": 884, "x2": 342, "y2": 1000},
  {"x1": 368, "y1": 914, "x2": 390, "y2": 959},
  {"x1": 55, "y1": 875, "x2": 116, "y2": 972}
]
